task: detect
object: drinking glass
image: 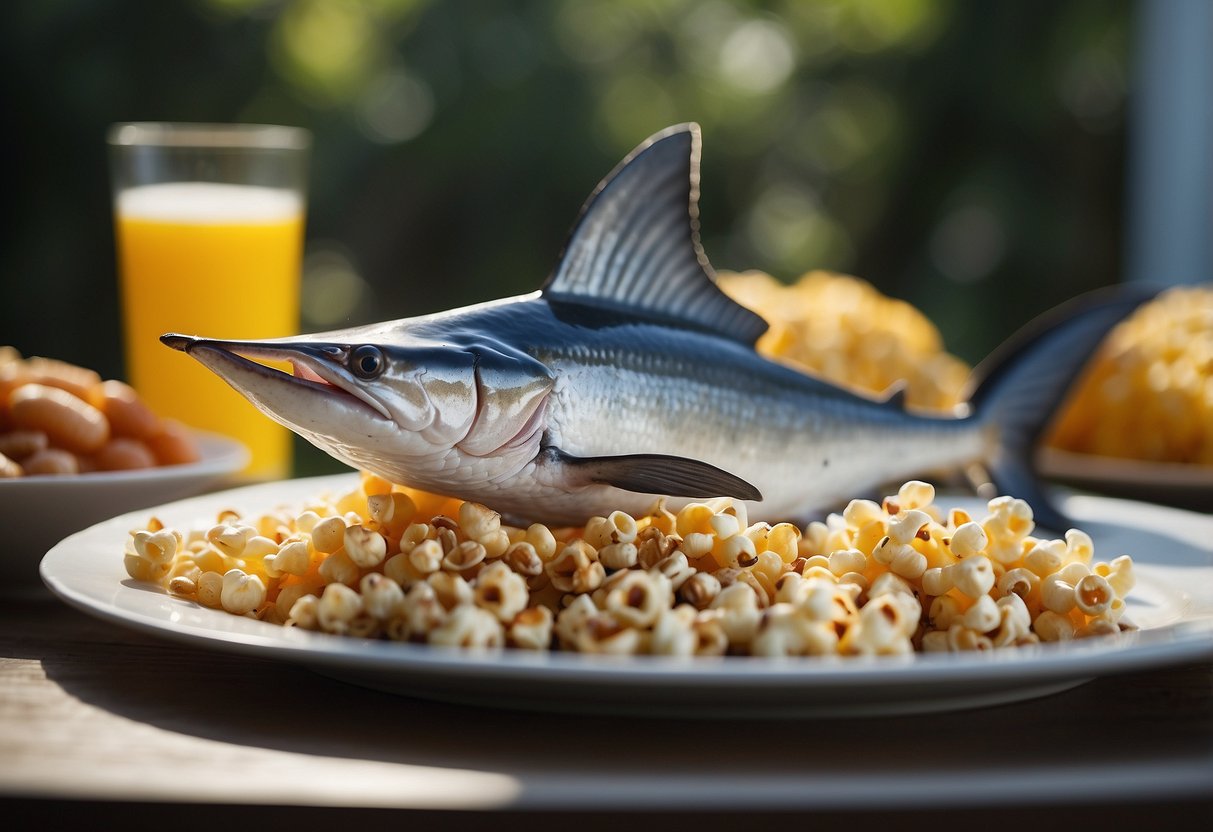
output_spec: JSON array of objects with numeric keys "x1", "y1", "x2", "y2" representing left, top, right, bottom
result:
[{"x1": 109, "y1": 123, "x2": 309, "y2": 481}]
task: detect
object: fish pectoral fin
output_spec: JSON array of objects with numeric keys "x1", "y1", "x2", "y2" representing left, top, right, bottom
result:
[{"x1": 548, "y1": 448, "x2": 762, "y2": 501}]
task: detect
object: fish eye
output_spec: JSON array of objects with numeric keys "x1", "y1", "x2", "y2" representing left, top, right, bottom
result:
[{"x1": 350, "y1": 345, "x2": 385, "y2": 379}]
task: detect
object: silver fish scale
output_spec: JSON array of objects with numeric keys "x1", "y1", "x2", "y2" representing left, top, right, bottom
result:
[{"x1": 533, "y1": 331, "x2": 987, "y2": 521}]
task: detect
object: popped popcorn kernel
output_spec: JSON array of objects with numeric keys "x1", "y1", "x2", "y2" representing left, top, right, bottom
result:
[
  {"x1": 196, "y1": 571, "x2": 224, "y2": 609},
  {"x1": 752, "y1": 604, "x2": 837, "y2": 657},
  {"x1": 287, "y1": 594, "x2": 320, "y2": 630},
  {"x1": 318, "y1": 583, "x2": 363, "y2": 634},
  {"x1": 473, "y1": 562, "x2": 529, "y2": 623},
  {"x1": 429, "y1": 604, "x2": 504, "y2": 649},
  {"x1": 602, "y1": 570, "x2": 671, "y2": 629},
  {"x1": 650, "y1": 605, "x2": 698, "y2": 656},
  {"x1": 220, "y1": 569, "x2": 265, "y2": 616},
  {"x1": 344, "y1": 525, "x2": 388, "y2": 568},
  {"x1": 360, "y1": 573, "x2": 405, "y2": 620},
  {"x1": 678, "y1": 571, "x2": 721, "y2": 609},
  {"x1": 508, "y1": 605, "x2": 554, "y2": 650}
]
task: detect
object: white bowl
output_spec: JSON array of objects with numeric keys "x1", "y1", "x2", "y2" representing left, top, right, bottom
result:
[{"x1": 1, "y1": 432, "x2": 248, "y2": 588}]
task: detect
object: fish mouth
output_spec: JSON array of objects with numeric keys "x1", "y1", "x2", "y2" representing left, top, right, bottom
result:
[{"x1": 160, "y1": 333, "x2": 393, "y2": 421}]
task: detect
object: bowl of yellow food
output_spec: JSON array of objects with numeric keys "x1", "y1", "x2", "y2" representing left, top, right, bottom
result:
[
  {"x1": 0, "y1": 347, "x2": 248, "y2": 588},
  {"x1": 1039, "y1": 285, "x2": 1213, "y2": 510}
]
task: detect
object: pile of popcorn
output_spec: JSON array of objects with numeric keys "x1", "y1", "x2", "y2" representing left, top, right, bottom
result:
[
  {"x1": 124, "y1": 474, "x2": 1135, "y2": 655},
  {"x1": 721, "y1": 272, "x2": 1213, "y2": 466},
  {"x1": 1047, "y1": 284, "x2": 1213, "y2": 465},
  {"x1": 718, "y1": 270, "x2": 970, "y2": 412}
]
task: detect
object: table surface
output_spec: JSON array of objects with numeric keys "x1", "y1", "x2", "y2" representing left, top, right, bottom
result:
[{"x1": 2, "y1": 588, "x2": 1211, "y2": 818}]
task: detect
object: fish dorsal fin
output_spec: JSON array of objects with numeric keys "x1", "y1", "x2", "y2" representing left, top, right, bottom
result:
[
  {"x1": 881, "y1": 380, "x2": 908, "y2": 409},
  {"x1": 542, "y1": 123, "x2": 769, "y2": 345}
]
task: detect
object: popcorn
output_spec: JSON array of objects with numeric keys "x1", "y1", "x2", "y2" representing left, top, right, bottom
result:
[
  {"x1": 367, "y1": 491, "x2": 416, "y2": 537},
  {"x1": 458, "y1": 501, "x2": 501, "y2": 543},
  {"x1": 651, "y1": 552, "x2": 697, "y2": 593},
  {"x1": 502, "y1": 541, "x2": 545, "y2": 577},
  {"x1": 996, "y1": 567, "x2": 1039, "y2": 601},
  {"x1": 266, "y1": 539, "x2": 311, "y2": 577},
  {"x1": 429, "y1": 604, "x2": 504, "y2": 648},
  {"x1": 1048, "y1": 285, "x2": 1213, "y2": 464},
  {"x1": 507, "y1": 606, "x2": 554, "y2": 650},
  {"x1": 718, "y1": 270, "x2": 971, "y2": 412},
  {"x1": 951, "y1": 556, "x2": 996, "y2": 599},
  {"x1": 896, "y1": 480, "x2": 936, "y2": 511},
  {"x1": 961, "y1": 595, "x2": 1000, "y2": 634},
  {"x1": 678, "y1": 571, "x2": 721, "y2": 609},
  {"x1": 427, "y1": 572, "x2": 474, "y2": 611},
  {"x1": 598, "y1": 541, "x2": 639, "y2": 570},
  {"x1": 602, "y1": 570, "x2": 671, "y2": 629},
  {"x1": 317, "y1": 583, "x2": 363, "y2": 634},
  {"x1": 318, "y1": 550, "x2": 360, "y2": 587},
  {"x1": 287, "y1": 594, "x2": 320, "y2": 630},
  {"x1": 571, "y1": 614, "x2": 643, "y2": 655},
  {"x1": 443, "y1": 540, "x2": 487, "y2": 573},
  {"x1": 650, "y1": 605, "x2": 698, "y2": 656},
  {"x1": 360, "y1": 573, "x2": 405, "y2": 620},
  {"x1": 1095, "y1": 555, "x2": 1135, "y2": 598},
  {"x1": 120, "y1": 474, "x2": 1139, "y2": 656},
  {"x1": 945, "y1": 625, "x2": 994, "y2": 652},
  {"x1": 842, "y1": 595, "x2": 915, "y2": 655},
  {"x1": 1034, "y1": 610, "x2": 1076, "y2": 642},
  {"x1": 1074, "y1": 574, "x2": 1114, "y2": 616},
  {"x1": 1025, "y1": 540, "x2": 1065, "y2": 578},
  {"x1": 220, "y1": 568, "x2": 266, "y2": 616},
  {"x1": 929, "y1": 595, "x2": 963, "y2": 630},
  {"x1": 167, "y1": 575, "x2": 196, "y2": 598},
  {"x1": 472, "y1": 562, "x2": 529, "y2": 623},
  {"x1": 310, "y1": 516, "x2": 346, "y2": 554},
  {"x1": 525, "y1": 523, "x2": 558, "y2": 561},
  {"x1": 407, "y1": 538, "x2": 443, "y2": 575},
  {"x1": 547, "y1": 540, "x2": 604, "y2": 593},
  {"x1": 949, "y1": 522, "x2": 988, "y2": 558},
  {"x1": 196, "y1": 571, "x2": 224, "y2": 609},
  {"x1": 391, "y1": 582, "x2": 446, "y2": 640},
  {"x1": 344, "y1": 526, "x2": 388, "y2": 568},
  {"x1": 708, "y1": 583, "x2": 763, "y2": 646},
  {"x1": 752, "y1": 604, "x2": 837, "y2": 657}
]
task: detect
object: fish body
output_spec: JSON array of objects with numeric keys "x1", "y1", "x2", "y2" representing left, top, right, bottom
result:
[
  {"x1": 164, "y1": 124, "x2": 1150, "y2": 529},
  {"x1": 401, "y1": 297, "x2": 987, "y2": 523}
]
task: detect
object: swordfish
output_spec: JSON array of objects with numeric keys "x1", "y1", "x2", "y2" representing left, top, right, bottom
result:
[{"x1": 162, "y1": 124, "x2": 1147, "y2": 530}]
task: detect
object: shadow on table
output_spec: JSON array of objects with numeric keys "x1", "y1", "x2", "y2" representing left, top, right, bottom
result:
[
  {"x1": 3, "y1": 798, "x2": 1213, "y2": 831},
  {"x1": 24, "y1": 598, "x2": 1212, "y2": 809}
]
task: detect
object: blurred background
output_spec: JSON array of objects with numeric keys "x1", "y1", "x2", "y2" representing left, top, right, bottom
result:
[{"x1": 2, "y1": 0, "x2": 1208, "y2": 475}]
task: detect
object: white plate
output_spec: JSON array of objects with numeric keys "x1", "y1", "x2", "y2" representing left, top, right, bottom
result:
[
  {"x1": 40, "y1": 474, "x2": 1213, "y2": 718},
  {"x1": 3, "y1": 432, "x2": 248, "y2": 586},
  {"x1": 1038, "y1": 447, "x2": 1213, "y2": 512}
]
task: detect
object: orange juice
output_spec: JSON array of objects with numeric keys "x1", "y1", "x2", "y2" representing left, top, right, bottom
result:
[{"x1": 115, "y1": 182, "x2": 303, "y2": 480}]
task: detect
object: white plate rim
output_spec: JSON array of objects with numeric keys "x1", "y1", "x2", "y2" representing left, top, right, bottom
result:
[
  {"x1": 39, "y1": 475, "x2": 1213, "y2": 697},
  {"x1": 1038, "y1": 446, "x2": 1213, "y2": 489}
]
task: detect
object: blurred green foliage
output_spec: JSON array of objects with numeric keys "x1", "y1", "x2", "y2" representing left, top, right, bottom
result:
[{"x1": 1, "y1": 0, "x2": 1131, "y2": 474}]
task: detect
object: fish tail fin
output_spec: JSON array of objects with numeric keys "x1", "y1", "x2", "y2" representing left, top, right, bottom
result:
[{"x1": 965, "y1": 286, "x2": 1157, "y2": 531}]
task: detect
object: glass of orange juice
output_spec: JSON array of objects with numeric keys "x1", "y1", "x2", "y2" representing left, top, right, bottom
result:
[{"x1": 109, "y1": 123, "x2": 309, "y2": 481}]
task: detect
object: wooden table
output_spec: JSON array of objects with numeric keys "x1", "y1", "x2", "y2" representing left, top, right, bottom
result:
[{"x1": 2, "y1": 588, "x2": 1210, "y2": 827}]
